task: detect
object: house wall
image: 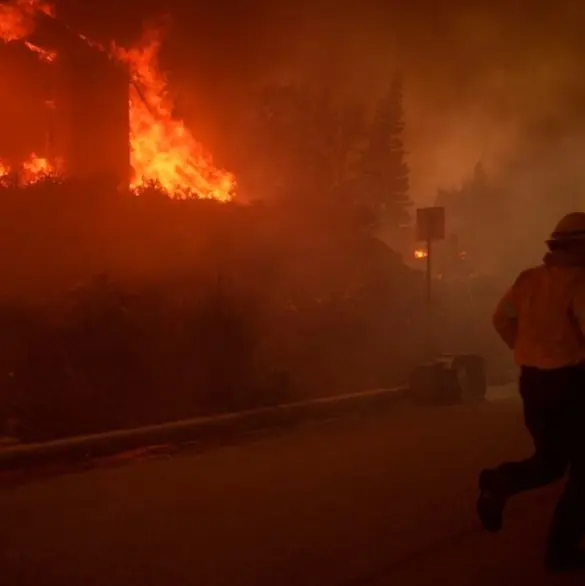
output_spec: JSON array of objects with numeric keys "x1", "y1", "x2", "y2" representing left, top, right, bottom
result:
[
  {"x1": 30, "y1": 14, "x2": 131, "y2": 186},
  {"x1": 53, "y1": 46, "x2": 130, "y2": 185}
]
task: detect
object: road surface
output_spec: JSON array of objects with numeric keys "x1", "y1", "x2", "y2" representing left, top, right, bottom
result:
[{"x1": 0, "y1": 386, "x2": 582, "y2": 585}]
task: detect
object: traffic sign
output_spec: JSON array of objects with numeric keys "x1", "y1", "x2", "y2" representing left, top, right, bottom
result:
[{"x1": 416, "y1": 206, "x2": 445, "y2": 242}]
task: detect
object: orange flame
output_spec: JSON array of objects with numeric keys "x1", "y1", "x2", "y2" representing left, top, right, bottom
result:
[
  {"x1": 414, "y1": 248, "x2": 428, "y2": 259},
  {"x1": 0, "y1": 154, "x2": 56, "y2": 185},
  {"x1": 21, "y1": 153, "x2": 56, "y2": 183},
  {"x1": 114, "y1": 26, "x2": 236, "y2": 200},
  {"x1": 0, "y1": 0, "x2": 53, "y2": 42},
  {"x1": 0, "y1": 161, "x2": 11, "y2": 181},
  {"x1": 0, "y1": 1, "x2": 236, "y2": 200}
]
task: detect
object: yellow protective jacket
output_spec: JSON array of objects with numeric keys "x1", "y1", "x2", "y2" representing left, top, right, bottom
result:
[{"x1": 493, "y1": 250, "x2": 585, "y2": 369}]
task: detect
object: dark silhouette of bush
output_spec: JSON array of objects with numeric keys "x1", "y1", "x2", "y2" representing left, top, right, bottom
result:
[{"x1": 0, "y1": 179, "x2": 428, "y2": 441}]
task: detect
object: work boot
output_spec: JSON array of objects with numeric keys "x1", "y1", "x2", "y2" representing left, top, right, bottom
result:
[
  {"x1": 545, "y1": 547, "x2": 585, "y2": 573},
  {"x1": 476, "y1": 469, "x2": 506, "y2": 532}
]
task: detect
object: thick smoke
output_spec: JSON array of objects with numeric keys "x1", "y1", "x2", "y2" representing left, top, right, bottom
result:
[
  {"x1": 55, "y1": 0, "x2": 585, "y2": 205},
  {"x1": 11, "y1": 0, "x2": 585, "y2": 238},
  {"x1": 273, "y1": 1, "x2": 585, "y2": 205}
]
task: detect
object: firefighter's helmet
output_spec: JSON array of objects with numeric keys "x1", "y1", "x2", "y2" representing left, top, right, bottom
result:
[{"x1": 549, "y1": 212, "x2": 585, "y2": 242}]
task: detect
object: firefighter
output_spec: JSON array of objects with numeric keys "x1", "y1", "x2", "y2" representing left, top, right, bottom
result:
[{"x1": 478, "y1": 212, "x2": 585, "y2": 573}]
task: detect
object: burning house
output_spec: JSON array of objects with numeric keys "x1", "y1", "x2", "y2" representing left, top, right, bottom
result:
[
  {"x1": 0, "y1": 0, "x2": 235, "y2": 199},
  {"x1": 25, "y1": 13, "x2": 130, "y2": 185}
]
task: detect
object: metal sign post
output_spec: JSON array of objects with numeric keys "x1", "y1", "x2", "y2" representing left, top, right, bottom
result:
[
  {"x1": 416, "y1": 206, "x2": 445, "y2": 360},
  {"x1": 426, "y1": 237, "x2": 432, "y2": 306}
]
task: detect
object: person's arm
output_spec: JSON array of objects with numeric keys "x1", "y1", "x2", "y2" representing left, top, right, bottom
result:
[{"x1": 492, "y1": 280, "x2": 520, "y2": 349}]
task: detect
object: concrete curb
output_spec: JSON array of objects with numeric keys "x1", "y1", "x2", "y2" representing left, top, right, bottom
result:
[{"x1": 0, "y1": 386, "x2": 409, "y2": 472}]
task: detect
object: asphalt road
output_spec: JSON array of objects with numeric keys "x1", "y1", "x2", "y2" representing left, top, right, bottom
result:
[{"x1": 1, "y1": 389, "x2": 583, "y2": 586}]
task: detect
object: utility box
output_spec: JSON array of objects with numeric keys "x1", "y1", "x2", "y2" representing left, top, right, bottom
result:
[
  {"x1": 453, "y1": 354, "x2": 487, "y2": 402},
  {"x1": 409, "y1": 362, "x2": 462, "y2": 405},
  {"x1": 410, "y1": 354, "x2": 486, "y2": 407}
]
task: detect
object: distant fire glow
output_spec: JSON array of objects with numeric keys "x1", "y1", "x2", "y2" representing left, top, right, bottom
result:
[
  {"x1": 0, "y1": 0, "x2": 236, "y2": 201},
  {"x1": 414, "y1": 248, "x2": 428, "y2": 259}
]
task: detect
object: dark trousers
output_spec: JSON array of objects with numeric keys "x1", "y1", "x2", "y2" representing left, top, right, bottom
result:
[{"x1": 491, "y1": 364, "x2": 585, "y2": 550}]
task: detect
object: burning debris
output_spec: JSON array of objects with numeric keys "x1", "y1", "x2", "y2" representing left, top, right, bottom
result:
[{"x1": 0, "y1": 0, "x2": 236, "y2": 200}]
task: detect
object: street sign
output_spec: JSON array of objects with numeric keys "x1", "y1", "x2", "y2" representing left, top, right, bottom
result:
[{"x1": 416, "y1": 206, "x2": 445, "y2": 242}]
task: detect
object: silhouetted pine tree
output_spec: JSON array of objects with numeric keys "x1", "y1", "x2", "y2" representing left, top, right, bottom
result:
[
  {"x1": 360, "y1": 74, "x2": 411, "y2": 229},
  {"x1": 246, "y1": 84, "x2": 368, "y2": 215}
]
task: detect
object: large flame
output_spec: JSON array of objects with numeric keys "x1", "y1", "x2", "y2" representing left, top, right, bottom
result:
[
  {"x1": 115, "y1": 26, "x2": 235, "y2": 200},
  {"x1": 0, "y1": 1, "x2": 235, "y2": 200}
]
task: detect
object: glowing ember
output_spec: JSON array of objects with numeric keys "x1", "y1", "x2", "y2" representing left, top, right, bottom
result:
[
  {"x1": 24, "y1": 40, "x2": 56, "y2": 62},
  {"x1": 0, "y1": 0, "x2": 236, "y2": 200},
  {"x1": 414, "y1": 248, "x2": 428, "y2": 259}
]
